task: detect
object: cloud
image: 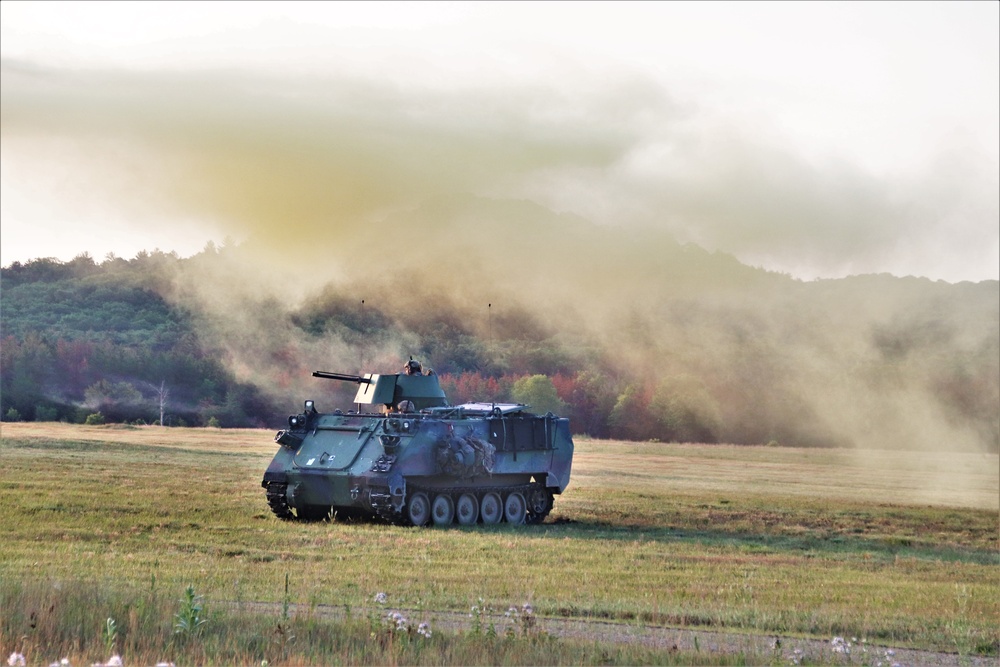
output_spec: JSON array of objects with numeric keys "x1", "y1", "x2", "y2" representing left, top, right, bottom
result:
[{"x1": 1, "y1": 58, "x2": 997, "y2": 282}]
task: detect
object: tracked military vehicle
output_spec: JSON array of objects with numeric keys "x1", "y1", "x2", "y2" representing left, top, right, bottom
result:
[{"x1": 261, "y1": 360, "x2": 573, "y2": 526}]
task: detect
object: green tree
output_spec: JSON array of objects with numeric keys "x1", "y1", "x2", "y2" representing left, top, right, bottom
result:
[
  {"x1": 608, "y1": 384, "x2": 657, "y2": 441},
  {"x1": 510, "y1": 374, "x2": 567, "y2": 415},
  {"x1": 84, "y1": 379, "x2": 142, "y2": 407},
  {"x1": 84, "y1": 412, "x2": 106, "y2": 425},
  {"x1": 649, "y1": 375, "x2": 723, "y2": 443}
]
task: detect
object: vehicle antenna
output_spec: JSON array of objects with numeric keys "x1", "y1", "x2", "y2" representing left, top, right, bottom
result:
[
  {"x1": 488, "y1": 303, "x2": 495, "y2": 406},
  {"x1": 359, "y1": 299, "x2": 365, "y2": 373}
]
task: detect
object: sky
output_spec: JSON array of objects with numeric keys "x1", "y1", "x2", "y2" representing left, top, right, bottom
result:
[{"x1": 1, "y1": 1, "x2": 998, "y2": 282}]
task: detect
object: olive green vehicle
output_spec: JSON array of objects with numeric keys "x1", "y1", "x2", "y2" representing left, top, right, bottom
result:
[{"x1": 261, "y1": 360, "x2": 573, "y2": 526}]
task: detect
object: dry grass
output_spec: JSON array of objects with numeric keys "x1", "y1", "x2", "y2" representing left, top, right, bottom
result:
[
  {"x1": 572, "y1": 439, "x2": 999, "y2": 509},
  {"x1": 1, "y1": 422, "x2": 997, "y2": 664}
]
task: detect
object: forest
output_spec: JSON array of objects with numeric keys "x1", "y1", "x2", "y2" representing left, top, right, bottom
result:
[{"x1": 2, "y1": 219, "x2": 998, "y2": 452}]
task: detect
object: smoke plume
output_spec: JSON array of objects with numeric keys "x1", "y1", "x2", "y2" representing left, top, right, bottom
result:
[{"x1": 2, "y1": 61, "x2": 997, "y2": 455}]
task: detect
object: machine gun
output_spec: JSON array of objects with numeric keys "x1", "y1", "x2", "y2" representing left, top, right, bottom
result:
[
  {"x1": 312, "y1": 371, "x2": 372, "y2": 384},
  {"x1": 312, "y1": 366, "x2": 446, "y2": 410}
]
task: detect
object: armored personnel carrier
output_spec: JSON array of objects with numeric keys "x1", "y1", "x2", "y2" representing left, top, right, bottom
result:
[{"x1": 261, "y1": 359, "x2": 573, "y2": 526}]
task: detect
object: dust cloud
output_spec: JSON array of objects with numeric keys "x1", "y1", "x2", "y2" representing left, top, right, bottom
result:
[{"x1": 2, "y1": 61, "x2": 998, "y2": 457}]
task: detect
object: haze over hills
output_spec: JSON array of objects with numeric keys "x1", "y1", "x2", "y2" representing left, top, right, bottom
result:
[{"x1": 3, "y1": 195, "x2": 997, "y2": 456}]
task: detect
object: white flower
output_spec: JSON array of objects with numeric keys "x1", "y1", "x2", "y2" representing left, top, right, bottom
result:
[
  {"x1": 106, "y1": 657, "x2": 123, "y2": 667},
  {"x1": 830, "y1": 636, "x2": 852, "y2": 654},
  {"x1": 8, "y1": 654, "x2": 26, "y2": 667},
  {"x1": 374, "y1": 592, "x2": 387, "y2": 605},
  {"x1": 417, "y1": 622, "x2": 432, "y2": 638},
  {"x1": 522, "y1": 603, "x2": 533, "y2": 615}
]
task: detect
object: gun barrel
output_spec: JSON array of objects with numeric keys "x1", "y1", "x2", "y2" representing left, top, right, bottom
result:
[{"x1": 312, "y1": 371, "x2": 372, "y2": 384}]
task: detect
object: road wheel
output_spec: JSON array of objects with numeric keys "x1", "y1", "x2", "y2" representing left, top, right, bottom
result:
[
  {"x1": 480, "y1": 491, "x2": 502, "y2": 524},
  {"x1": 525, "y1": 487, "x2": 553, "y2": 524},
  {"x1": 431, "y1": 494, "x2": 455, "y2": 526},
  {"x1": 407, "y1": 492, "x2": 431, "y2": 526},
  {"x1": 456, "y1": 493, "x2": 479, "y2": 526},
  {"x1": 504, "y1": 492, "x2": 526, "y2": 525}
]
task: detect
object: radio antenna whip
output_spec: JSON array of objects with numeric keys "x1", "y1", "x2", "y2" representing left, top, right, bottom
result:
[{"x1": 488, "y1": 303, "x2": 495, "y2": 406}]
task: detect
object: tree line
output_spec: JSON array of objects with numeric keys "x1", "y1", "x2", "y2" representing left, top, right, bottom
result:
[{"x1": 2, "y1": 250, "x2": 997, "y2": 451}]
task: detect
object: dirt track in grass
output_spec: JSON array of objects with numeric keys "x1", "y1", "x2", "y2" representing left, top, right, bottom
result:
[{"x1": 229, "y1": 600, "x2": 997, "y2": 666}]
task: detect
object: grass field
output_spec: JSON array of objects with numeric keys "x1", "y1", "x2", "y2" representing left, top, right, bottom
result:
[{"x1": 1, "y1": 422, "x2": 997, "y2": 665}]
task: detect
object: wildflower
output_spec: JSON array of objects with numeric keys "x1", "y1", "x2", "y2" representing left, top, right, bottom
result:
[
  {"x1": 522, "y1": 603, "x2": 533, "y2": 616},
  {"x1": 374, "y1": 592, "x2": 387, "y2": 605},
  {"x1": 90, "y1": 658, "x2": 123, "y2": 667},
  {"x1": 386, "y1": 611, "x2": 409, "y2": 632},
  {"x1": 89, "y1": 657, "x2": 123, "y2": 667},
  {"x1": 48, "y1": 661, "x2": 72, "y2": 667},
  {"x1": 831, "y1": 636, "x2": 851, "y2": 654},
  {"x1": 417, "y1": 622, "x2": 432, "y2": 638},
  {"x1": 8, "y1": 655, "x2": 26, "y2": 667}
]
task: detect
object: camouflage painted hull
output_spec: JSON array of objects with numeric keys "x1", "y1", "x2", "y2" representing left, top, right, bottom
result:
[{"x1": 262, "y1": 398, "x2": 573, "y2": 526}]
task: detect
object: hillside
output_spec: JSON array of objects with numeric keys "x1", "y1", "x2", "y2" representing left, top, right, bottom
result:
[{"x1": 2, "y1": 198, "x2": 997, "y2": 451}]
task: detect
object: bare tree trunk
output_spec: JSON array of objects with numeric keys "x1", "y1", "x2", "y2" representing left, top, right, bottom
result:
[{"x1": 158, "y1": 380, "x2": 169, "y2": 427}]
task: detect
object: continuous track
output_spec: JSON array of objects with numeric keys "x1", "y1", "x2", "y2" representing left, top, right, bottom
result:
[{"x1": 263, "y1": 480, "x2": 553, "y2": 526}]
